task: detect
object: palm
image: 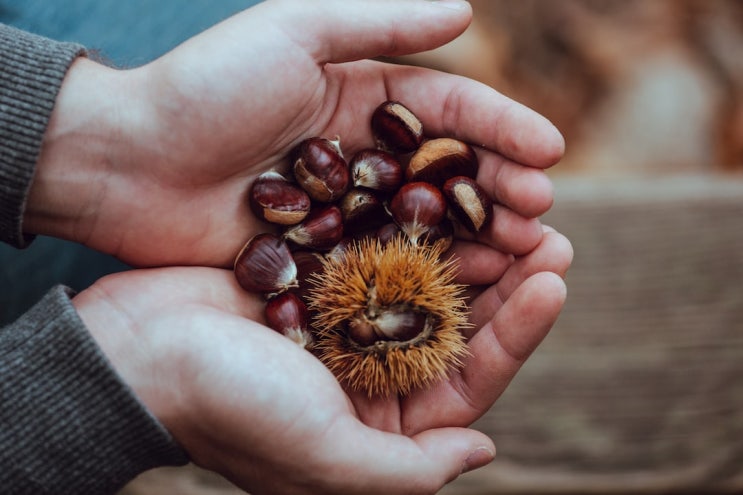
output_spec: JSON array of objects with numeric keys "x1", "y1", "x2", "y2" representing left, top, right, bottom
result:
[
  {"x1": 77, "y1": 225, "x2": 569, "y2": 492},
  {"x1": 95, "y1": 0, "x2": 562, "y2": 268}
]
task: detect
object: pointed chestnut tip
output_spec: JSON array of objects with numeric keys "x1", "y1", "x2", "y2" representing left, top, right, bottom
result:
[{"x1": 234, "y1": 233, "x2": 298, "y2": 295}]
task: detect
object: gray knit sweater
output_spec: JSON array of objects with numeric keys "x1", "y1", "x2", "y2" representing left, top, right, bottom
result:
[{"x1": 0, "y1": 23, "x2": 188, "y2": 494}]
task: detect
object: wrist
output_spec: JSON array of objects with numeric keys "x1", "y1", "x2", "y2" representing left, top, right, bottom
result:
[{"x1": 24, "y1": 57, "x2": 144, "y2": 246}]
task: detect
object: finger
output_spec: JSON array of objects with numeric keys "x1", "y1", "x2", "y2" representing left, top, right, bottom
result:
[
  {"x1": 447, "y1": 240, "x2": 514, "y2": 286},
  {"x1": 494, "y1": 229, "x2": 574, "y2": 302},
  {"x1": 403, "y1": 271, "x2": 566, "y2": 432},
  {"x1": 460, "y1": 272, "x2": 566, "y2": 408},
  {"x1": 329, "y1": 418, "x2": 495, "y2": 493},
  {"x1": 268, "y1": 0, "x2": 473, "y2": 64},
  {"x1": 476, "y1": 152, "x2": 555, "y2": 218},
  {"x1": 473, "y1": 203, "x2": 544, "y2": 255},
  {"x1": 377, "y1": 65, "x2": 565, "y2": 169}
]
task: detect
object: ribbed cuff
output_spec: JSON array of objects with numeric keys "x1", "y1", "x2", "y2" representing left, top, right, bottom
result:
[
  {"x1": 0, "y1": 286, "x2": 189, "y2": 495},
  {"x1": 0, "y1": 23, "x2": 86, "y2": 248}
]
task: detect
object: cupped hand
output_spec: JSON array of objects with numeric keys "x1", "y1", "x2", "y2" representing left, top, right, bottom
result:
[
  {"x1": 72, "y1": 224, "x2": 571, "y2": 495},
  {"x1": 29, "y1": 0, "x2": 563, "y2": 267}
]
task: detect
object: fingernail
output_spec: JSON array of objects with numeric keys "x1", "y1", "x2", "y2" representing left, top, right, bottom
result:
[
  {"x1": 425, "y1": 0, "x2": 470, "y2": 11},
  {"x1": 461, "y1": 446, "x2": 495, "y2": 474}
]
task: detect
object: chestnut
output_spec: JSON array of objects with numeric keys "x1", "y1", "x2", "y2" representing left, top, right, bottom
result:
[
  {"x1": 349, "y1": 149, "x2": 403, "y2": 193},
  {"x1": 291, "y1": 137, "x2": 350, "y2": 203},
  {"x1": 389, "y1": 182, "x2": 447, "y2": 244},
  {"x1": 406, "y1": 138, "x2": 478, "y2": 187},
  {"x1": 293, "y1": 250, "x2": 326, "y2": 302},
  {"x1": 283, "y1": 205, "x2": 344, "y2": 251},
  {"x1": 234, "y1": 233, "x2": 298, "y2": 296},
  {"x1": 443, "y1": 176, "x2": 494, "y2": 233},
  {"x1": 249, "y1": 170, "x2": 311, "y2": 225},
  {"x1": 339, "y1": 188, "x2": 389, "y2": 234},
  {"x1": 265, "y1": 292, "x2": 313, "y2": 348},
  {"x1": 371, "y1": 100, "x2": 424, "y2": 153},
  {"x1": 346, "y1": 306, "x2": 429, "y2": 346},
  {"x1": 375, "y1": 222, "x2": 403, "y2": 246},
  {"x1": 419, "y1": 217, "x2": 454, "y2": 251}
]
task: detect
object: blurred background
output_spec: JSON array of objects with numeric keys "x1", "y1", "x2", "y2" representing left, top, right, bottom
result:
[{"x1": 2, "y1": 1, "x2": 742, "y2": 494}]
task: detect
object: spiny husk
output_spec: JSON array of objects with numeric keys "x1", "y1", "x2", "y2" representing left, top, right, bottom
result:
[{"x1": 307, "y1": 235, "x2": 471, "y2": 397}]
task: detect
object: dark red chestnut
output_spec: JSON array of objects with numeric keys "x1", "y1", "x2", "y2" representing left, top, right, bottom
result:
[
  {"x1": 419, "y1": 217, "x2": 454, "y2": 251},
  {"x1": 349, "y1": 149, "x2": 403, "y2": 193},
  {"x1": 389, "y1": 182, "x2": 447, "y2": 244},
  {"x1": 293, "y1": 250, "x2": 326, "y2": 302},
  {"x1": 371, "y1": 101, "x2": 424, "y2": 153},
  {"x1": 265, "y1": 292, "x2": 313, "y2": 348},
  {"x1": 283, "y1": 205, "x2": 344, "y2": 251},
  {"x1": 375, "y1": 222, "x2": 403, "y2": 246},
  {"x1": 406, "y1": 138, "x2": 478, "y2": 187},
  {"x1": 443, "y1": 176, "x2": 494, "y2": 233},
  {"x1": 339, "y1": 188, "x2": 389, "y2": 234},
  {"x1": 291, "y1": 137, "x2": 350, "y2": 202},
  {"x1": 234, "y1": 233, "x2": 298, "y2": 296},
  {"x1": 249, "y1": 170, "x2": 311, "y2": 225}
]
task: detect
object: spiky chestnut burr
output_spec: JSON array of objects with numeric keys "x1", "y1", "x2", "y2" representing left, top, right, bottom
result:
[{"x1": 306, "y1": 235, "x2": 471, "y2": 397}]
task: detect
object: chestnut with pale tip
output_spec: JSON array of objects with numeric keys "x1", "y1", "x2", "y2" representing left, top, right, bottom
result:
[
  {"x1": 371, "y1": 100, "x2": 424, "y2": 153},
  {"x1": 443, "y1": 176, "x2": 494, "y2": 233},
  {"x1": 339, "y1": 188, "x2": 389, "y2": 234},
  {"x1": 389, "y1": 182, "x2": 448, "y2": 244},
  {"x1": 406, "y1": 137, "x2": 478, "y2": 187},
  {"x1": 249, "y1": 170, "x2": 311, "y2": 225},
  {"x1": 349, "y1": 149, "x2": 403, "y2": 193},
  {"x1": 234, "y1": 233, "x2": 298, "y2": 296},
  {"x1": 283, "y1": 205, "x2": 344, "y2": 251},
  {"x1": 291, "y1": 137, "x2": 350, "y2": 203},
  {"x1": 265, "y1": 292, "x2": 313, "y2": 348}
]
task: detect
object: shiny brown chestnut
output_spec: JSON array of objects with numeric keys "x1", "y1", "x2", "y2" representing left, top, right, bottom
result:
[
  {"x1": 234, "y1": 233, "x2": 298, "y2": 296},
  {"x1": 292, "y1": 250, "x2": 326, "y2": 302},
  {"x1": 349, "y1": 149, "x2": 403, "y2": 193},
  {"x1": 389, "y1": 182, "x2": 447, "y2": 244},
  {"x1": 406, "y1": 138, "x2": 478, "y2": 187},
  {"x1": 418, "y1": 217, "x2": 454, "y2": 251},
  {"x1": 291, "y1": 137, "x2": 350, "y2": 202},
  {"x1": 283, "y1": 205, "x2": 344, "y2": 251},
  {"x1": 339, "y1": 188, "x2": 389, "y2": 234},
  {"x1": 443, "y1": 176, "x2": 494, "y2": 233},
  {"x1": 265, "y1": 292, "x2": 313, "y2": 348},
  {"x1": 371, "y1": 101, "x2": 424, "y2": 153},
  {"x1": 375, "y1": 222, "x2": 403, "y2": 246},
  {"x1": 249, "y1": 170, "x2": 311, "y2": 225},
  {"x1": 346, "y1": 306, "x2": 429, "y2": 346}
]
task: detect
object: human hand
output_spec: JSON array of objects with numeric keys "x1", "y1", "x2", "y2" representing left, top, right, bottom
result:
[
  {"x1": 27, "y1": 0, "x2": 563, "y2": 267},
  {"x1": 72, "y1": 225, "x2": 571, "y2": 495}
]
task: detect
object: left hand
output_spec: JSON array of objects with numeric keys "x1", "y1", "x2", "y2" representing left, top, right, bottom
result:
[
  {"x1": 73, "y1": 223, "x2": 571, "y2": 495},
  {"x1": 27, "y1": 0, "x2": 563, "y2": 267}
]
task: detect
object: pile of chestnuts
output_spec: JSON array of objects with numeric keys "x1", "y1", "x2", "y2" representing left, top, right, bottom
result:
[{"x1": 233, "y1": 100, "x2": 494, "y2": 395}]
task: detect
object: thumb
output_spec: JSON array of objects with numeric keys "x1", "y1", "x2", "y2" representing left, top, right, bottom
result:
[
  {"x1": 264, "y1": 0, "x2": 473, "y2": 64},
  {"x1": 413, "y1": 427, "x2": 496, "y2": 482},
  {"x1": 332, "y1": 420, "x2": 495, "y2": 493}
]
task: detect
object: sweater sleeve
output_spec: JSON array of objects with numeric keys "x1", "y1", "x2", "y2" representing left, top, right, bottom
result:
[
  {"x1": 0, "y1": 23, "x2": 84, "y2": 248},
  {"x1": 0, "y1": 24, "x2": 189, "y2": 494},
  {"x1": 0, "y1": 286, "x2": 189, "y2": 494}
]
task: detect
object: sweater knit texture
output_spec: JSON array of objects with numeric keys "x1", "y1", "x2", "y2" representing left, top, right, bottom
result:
[{"x1": 0, "y1": 23, "x2": 188, "y2": 494}]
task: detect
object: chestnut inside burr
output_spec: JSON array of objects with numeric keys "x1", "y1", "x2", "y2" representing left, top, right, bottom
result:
[{"x1": 346, "y1": 302, "x2": 434, "y2": 350}]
